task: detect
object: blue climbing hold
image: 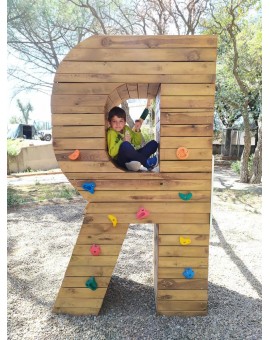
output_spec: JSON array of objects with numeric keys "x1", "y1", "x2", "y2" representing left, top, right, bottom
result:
[
  {"x1": 85, "y1": 276, "x2": 98, "y2": 290},
  {"x1": 179, "y1": 192, "x2": 192, "y2": 201},
  {"x1": 182, "y1": 268, "x2": 195, "y2": 279},
  {"x1": 82, "y1": 182, "x2": 96, "y2": 194}
]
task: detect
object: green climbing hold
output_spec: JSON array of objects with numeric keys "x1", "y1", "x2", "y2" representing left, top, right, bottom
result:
[
  {"x1": 179, "y1": 192, "x2": 192, "y2": 201},
  {"x1": 85, "y1": 276, "x2": 98, "y2": 291}
]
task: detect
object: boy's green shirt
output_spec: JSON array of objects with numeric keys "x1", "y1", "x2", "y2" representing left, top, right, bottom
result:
[{"x1": 107, "y1": 125, "x2": 143, "y2": 158}]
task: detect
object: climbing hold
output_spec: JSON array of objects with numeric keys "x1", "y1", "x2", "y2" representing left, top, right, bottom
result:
[
  {"x1": 176, "y1": 147, "x2": 189, "y2": 160},
  {"x1": 82, "y1": 182, "x2": 96, "y2": 194},
  {"x1": 136, "y1": 207, "x2": 150, "y2": 220},
  {"x1": 90, "y1": 244, "x2": 101, "y2": 256},
  {"x1": 178, "y1": 192, "x2": 192, "y2": 201},
  {"x1": 182, "y1": 268, "x2": 195, "y2": 279},
  {"x1": 85, "y1": 276, "x2": 98, "y2": 290},
  {"x1": 68, "y1": 149, "x2": 80, "y2": 160},
  {"x1": 108, "y1": 214, "x2": 118, "y2": 227},
  {"x1": 179, "y1": 236, "x2": 191, "y2": 245}
]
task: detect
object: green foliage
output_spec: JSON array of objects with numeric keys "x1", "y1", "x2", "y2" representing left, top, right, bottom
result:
[
  {"x1": 231, "y1": 155, "x2": 254, "y2": 174},
  {"x1": 7, "y1": 139, "x2": 22, "y2": 157},
  {"x1": 7, "y1": 187, "x2": 29, "y2": 206},
  {"x1": 16, "y1": 99, "x2": 33, "y2": 124}
]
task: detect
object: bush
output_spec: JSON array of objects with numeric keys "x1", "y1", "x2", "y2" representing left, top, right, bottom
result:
[
  {"x1": 7, "y1": 139, "x2": 22, "y2": 157},
  {"x1": 231, "y1": 155, "x2": 254, "y2": 175}
]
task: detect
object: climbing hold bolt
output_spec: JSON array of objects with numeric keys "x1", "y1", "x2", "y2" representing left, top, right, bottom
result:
[
  {"x1": 179, "y1": 236, "x2": 191, "y2": 245},
  {"x1": 183, "y1": 268, "x2": 195, "y2": 279},
  {"x1": 85, "y1": 276, "x2": 98, "y2": 290},
  {"x1": 68, "y1": 149, "x2": 80, "y2": 160},
  {"x1": 176, "y1": 147, "x2": 189, "y2": 160},
  {"x1": 136, "y1": 207, "x2": 150, "y2": 220},
  {"x1": 108, "y1": 214, "x2": 118, "y2": 227},
  {"x1": 178, "y1": 192, "x2": 192, "y2": 201},
  {"x1": 82, "y1": 182, "x2": 96, "y2": 194},
  {"x1": 90, "y1": 244, "x2": 101, "y2": 256}
]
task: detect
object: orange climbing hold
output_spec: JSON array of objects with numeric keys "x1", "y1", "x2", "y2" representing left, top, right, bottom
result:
[
  {"x1": 176, "y1": 147, "x2": 189, "y2": 160},
  {"x1": 68, "y1": 149, "x2": 80, "y2": 160}
]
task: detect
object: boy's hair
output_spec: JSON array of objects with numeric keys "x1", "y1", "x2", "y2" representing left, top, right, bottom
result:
[{"x1": 108, "y1": 106, "x2": 126, "y2": 122}]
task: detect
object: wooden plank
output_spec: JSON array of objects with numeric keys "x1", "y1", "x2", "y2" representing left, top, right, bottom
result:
[
  {"x1": 55, "y1": 150, "x2": 108, "y2": 162},
  {"x1": 65, "y1": 266, "x2": 114, "y2": 276},
  {"x1": 57, "y1": 62, "x2": 217, "y2": 75},
  {"x1": 108, "y1": 89, "x2": 122, "y2": 107},
  {"x1": 159, "y1": 246, "x2": 208, "y2": 257},
  {"x1": 148, "y1": 83, "x2": 160, "y2": 98},
  {"x1": 158, "y1": 257, "x2": 208, "y2": 268},
  {"x1": 75, "y1": 179, "x2": 212, "y2": 191},
  {"x1": 157, "y1": 300, "x2": 207, "y2": 311},
  {"x1": 157, "y1": 289, "x2": 208, "y2": 301},
  {"x1": 54, "y1": 297, "x2": 103, "y2": 308},
  {"x1": 160, "y1": 148, "x2": 212, "y2": 161},
  {"x1": 65, "y1": 172, "x2": 212, "y2": 180},
  {"x1": 76, "y1": 234, "x2": 126, "y2": 245},
  {"x1": 85, "y1": 202, "x2": 211, "y2": 214},
  {"x1": 158, "y1": 278, "x2": 208, "y2": 290},
  {"x1": 58, "y1": 288, "x2": 107, "y2": 299},
  {"x1": 160, "y1": 161, "x2": 212, "y2": 172},
  {"x1": 138, "y1": 84, "x2": 148, "y2": 98},
  {"x1": 83, "y1": 213, "x2": 210, "y2": 224},
  {"x1": 158, "y1": 267, "x2": 208, "y2": 279},
  {"x1": 160, "y1": 112, "x2": 214, "y2": 125},
  {"x1": 117, "y1": 84, "x2": 129, "y2": 100},
  {"x1": 53, "y1": 126, "x2": 105, "y2": 138},
  {"x1": 80, "y1": 191, "x2": 211, "y2": 203},
  {"x1": 54, "y1": 74, "x2": 216, "y2": 84},
  {"x1": 52, "y1": 83, "x2": 123, "y2": 95},
  {"x1": 69, "y1": 255, "x2": 118, "y2": 266},
  {"x1": 160, "y1": 137, "x2": 212, "y2": 148},
  {"x1": 51, "y1": 106, "x2": 105, "y2": 114},
  {"x1": 73, "y1": 245, "x2": 122, "y2": 255},
  {"x1": 58, "y1": 161, "x2": 122, "y2": 172},
  {"x1": 160, "y1": 124, "x2": 213, "y2": 137},
  {"x1": 53, "y1": 138, "x2": 106, "y2": 150},
  {"x1": 62, "y1": 276, "x2": 111, "y2": 288},
  {"x1": 159, "y1": 224, "x2": 210, "y2": 235},
  {"x1": 53, "y1": 307, "x2": 100, "y2": 315},
  {"x1": 159, "y1": 234, "x2": 209, "y2": 246},
  {"x1": 162, "y1": 84, "x2": 215, "y2": 96},
  {"x1": 127, "y1": 83, "x2": 138, "y2": 98},
  {"x1": 52, "y1": 114, "x2": 105, "y2": 126},
  {"x1": 74, "y1": 35, "x2": 218, "y2": 49},
  {"x1": 157, "y1": 310, "x2": 207, "y2": 316},
  {"x1": 79, "y1": 223, "x2": 129, "y2": 235},
  {"x1": 65, "y1": 48, "x2": 217, "y2": 61},
  {"x1": 51, "y1": 94, "x2": 107, "y2": 107},
  {"x1": 161, "y1": 96, "x2": 215, "y2": 109}
]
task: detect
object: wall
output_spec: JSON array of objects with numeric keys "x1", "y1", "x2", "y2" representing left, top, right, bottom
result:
[{"x1": 8, "y1": 144, "x2": 58, "y2": 174}]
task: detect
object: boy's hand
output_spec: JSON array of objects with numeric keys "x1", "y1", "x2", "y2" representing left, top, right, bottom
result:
[
  {"x1": 134, "y1": 120, "x2": 142, "y2": 131},
  {"x1": 124, "y1": 131, "x2": 131, "y2": 142}
]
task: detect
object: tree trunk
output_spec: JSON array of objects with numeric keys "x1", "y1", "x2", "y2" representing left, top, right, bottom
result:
[
  {"x1": 240, "y1": 111, "x2": 251, "y2": 183},
  {"x1": 222, "y1": 128, "x2": 232, "y2": 157},
  {"x1": 250, "y1": 114, "x2": 262, "y2": 184},
  {"x1": 121, "y1": 100, "x2": 134, "y2": 128}
]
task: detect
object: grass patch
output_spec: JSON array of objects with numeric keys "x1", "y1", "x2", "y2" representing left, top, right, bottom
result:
[{"x1": 7, "y1": 183, "x2": 80, "y2": 207}]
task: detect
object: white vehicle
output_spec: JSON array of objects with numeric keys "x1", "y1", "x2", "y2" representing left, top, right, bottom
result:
[{"x1": 37, "y1": 129, "x2": 52, "y2": 141}]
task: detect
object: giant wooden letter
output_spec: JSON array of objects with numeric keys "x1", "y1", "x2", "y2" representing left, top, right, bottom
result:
[{"x1": 51, "y1": 35, "x2": 217, "y2": 316}]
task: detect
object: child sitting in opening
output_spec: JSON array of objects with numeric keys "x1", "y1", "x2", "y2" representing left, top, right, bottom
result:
[{"x1": 107, "y1": 104, "x2": 158, "y2": 171}]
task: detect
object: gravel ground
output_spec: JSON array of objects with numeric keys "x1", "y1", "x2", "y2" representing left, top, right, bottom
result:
[{"x1": 7, "y1": 167, "x2": 262, "y2": 340}]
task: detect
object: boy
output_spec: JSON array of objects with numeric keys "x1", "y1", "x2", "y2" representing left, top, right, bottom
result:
[{"x1": 107, "y1": 105, "x2": 158, "y2": 171}]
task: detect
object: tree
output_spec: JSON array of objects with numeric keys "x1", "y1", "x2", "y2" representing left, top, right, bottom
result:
[
  {"x1": 16, "y1": 99, "x2": 33, "y2": 124},
  {"x1": 202, "y1": 0, "x2": 261, "y2": 182}
]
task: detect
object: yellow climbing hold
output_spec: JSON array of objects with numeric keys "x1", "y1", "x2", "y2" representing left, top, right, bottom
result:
[
  {"x1": 108, "y1": 214, "x2": 118, "y2": 227},
  {"x1": 179, "y1": 236, "x2": 191, "y2": 245}
]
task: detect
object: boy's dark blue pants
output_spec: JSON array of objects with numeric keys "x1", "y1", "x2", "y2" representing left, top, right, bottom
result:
[{"x1": 116, "y1": 140, "x2": 158, "y2": 169}]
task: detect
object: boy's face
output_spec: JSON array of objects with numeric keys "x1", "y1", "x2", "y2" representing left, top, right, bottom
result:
[{"x1": 110, "y1": 115, "x2": 126, "y2": 132}]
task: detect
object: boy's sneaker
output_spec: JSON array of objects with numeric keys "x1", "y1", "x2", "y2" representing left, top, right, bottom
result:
[
  {"x1": 146, "y1": 156, "x2": 158, "y2": 170},
  {"x1": 125, "y1": 161, "x2": 142, "y2": 172}
]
